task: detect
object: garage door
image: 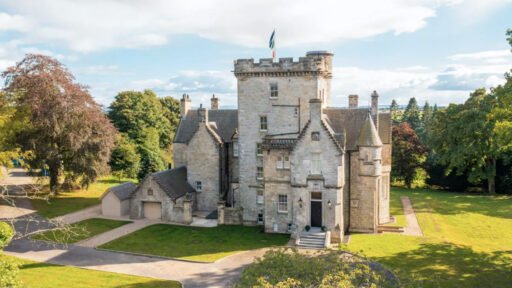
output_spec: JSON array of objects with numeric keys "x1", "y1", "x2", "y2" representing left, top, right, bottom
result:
[{"x1": 143, "y1": 202, "x2": 161, "y2": 220}]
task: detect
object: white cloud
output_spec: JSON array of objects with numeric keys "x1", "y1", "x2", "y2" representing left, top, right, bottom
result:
[
  {"x1": 0, "y1": 12, "x2": 31, "y2": 32},
  {"x1": 0, "y1": 0, "x2": 459, "y2": 52},
  {"x1": 448, "y1": 50, "x2": 511, "y2": 61}
]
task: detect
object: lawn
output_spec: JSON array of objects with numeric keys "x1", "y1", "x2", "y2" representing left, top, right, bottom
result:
[
  {"x1": 346, "y1": 187, "x2": 512, "y2": 288},
  {"x1": 0, "y1": 254, "x2": 181, "y2": 288},
  {"x1": 100, "y1": 224, "x2": 290, "y2": 262},
  {"x1": 32, "y1": 218, "x2": 132, "y2": 244},
  {"x1": 32, "y1": 176, "x2": 135, "y2": 218}
]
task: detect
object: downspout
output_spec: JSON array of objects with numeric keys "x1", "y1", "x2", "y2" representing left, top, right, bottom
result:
[{"x1": 347, "y1": 151, "x2": 351, "y2": 233}]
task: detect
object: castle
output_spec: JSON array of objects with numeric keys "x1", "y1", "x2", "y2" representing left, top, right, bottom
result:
[{"x1": 124, "y1": 51, "x2": 392, "y2": 243}]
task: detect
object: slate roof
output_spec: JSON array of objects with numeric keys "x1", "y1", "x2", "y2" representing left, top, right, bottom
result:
[
  {"x1": 174, "y1": 109, "x2": 238, "y2": 143},
  {"x1": 357, "y1": 113, "x2": 383, "y2": 147},
  {"x1": 102, "y1": 182, "x2": 137, "y2": 201},
  {"x1": 323, "y1": 108, "x2": 390, "y2": 150},
  {"x1": 152, "y1": 166, "x2": 195, "y2": 200},
  {"x1": 324, "y1": 108, "x2": 369, "y2": 151},
  {"x1": 262, "y1": 138, "x2": 297, "y2": 150}
]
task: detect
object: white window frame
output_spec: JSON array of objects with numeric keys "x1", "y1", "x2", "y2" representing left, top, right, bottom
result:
[
  {"x1": 233, "y1": 142, "x2": 239, "y2": 157},
  {"x1": 311, "y1": 153, "x2": 321, "y2": 175},
  {"x1": 270, "y1": 83, "x2": 278, "y2": 98},
  {"x1": 276, "y1": 156, "x2": 284, "y2": 169},
  {"x1": 196, "y1": 181, "x2": 202, "y2": 192},
  {"x1": 257, "y1": 212, "x2": 264, "y2": 224},
  {"x1": 257, "y1": 190, "x2": 264, "y2": 204},
  {"x1": 260, "y1": 116, "x2": 268, "y2": 131},
  {"x1": 256, "y1": 143, "x2": 263, "y2": 156},
  {"x1": 283, "y1": 155, "x2": 290, "y2": 169},
  {"x1": 277, "y1": 194, "x2": 288, "y2": 213},
  {"x1": 257, "y1": 166, "x2": 263, "y2": 180}
]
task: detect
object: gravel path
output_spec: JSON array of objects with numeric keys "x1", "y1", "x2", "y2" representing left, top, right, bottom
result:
[{"x1": 400, "y1": 196, "x2": 423, "y2": 236}]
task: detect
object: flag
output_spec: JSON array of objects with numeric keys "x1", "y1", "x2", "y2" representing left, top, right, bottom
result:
[{"x1": 269, "y1": 30, "x2": 276, "y2": 60}]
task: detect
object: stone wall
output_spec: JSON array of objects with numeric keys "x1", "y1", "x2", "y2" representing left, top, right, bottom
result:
[
  {"x1": 129, "y1": 176, "x2": 192, "y2": 224},
  {"x1": 349, "y1": 152, "x2": 378, "y2": 232},
  {"x1": 187, "y1": 123, "x2": 220, "y2": 212},
  {"x1": 173, "y1": 143, "x2": 187, "y2": 168},
  {"x1": 235, "y1": 52, "x2": 333, "y2": 223}
]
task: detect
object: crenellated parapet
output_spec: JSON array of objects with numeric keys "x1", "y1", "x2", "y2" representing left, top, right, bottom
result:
[{"x1": 234, "y1": 51, "x2": 333, "y2": 78}]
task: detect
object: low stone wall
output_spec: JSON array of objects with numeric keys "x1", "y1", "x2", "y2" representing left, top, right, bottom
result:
[{"x1": 218, "y1": 202, "x2": 243, "y2": 225}]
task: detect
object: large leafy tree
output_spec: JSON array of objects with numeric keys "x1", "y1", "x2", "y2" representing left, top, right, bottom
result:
[
  {"x1": 429, "y1": 89, "x2": 500, "y2": 194},
  {"x1": 109, "y1": 134, "x2": 140, "y2": 180},
  {"x1": 1, "y1": 54, "x2": 116, "y2": 192},
  {"x1": 392, "y1": 122, "x2": 427, "y2": 188},
  {"x1": 108, "y1": 90, "x2": 172, "y2": 148},
  {"x1": 402, "y1": 97, "x2": 421, "y2": 131}
]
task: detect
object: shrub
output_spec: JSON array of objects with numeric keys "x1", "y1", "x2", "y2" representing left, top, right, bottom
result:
[
  {"x1": 237, "y1": 249, "x2": 400, "y2": 288},
  {"x1": 0, "y1": 259, "x2": 20, "y2": 288},
  {"x1": 0, "y1": 222, "x2": 13, "y2": 250},
  {"x1": 304, "y1": 225, "x2": 310, "y2": 232}
]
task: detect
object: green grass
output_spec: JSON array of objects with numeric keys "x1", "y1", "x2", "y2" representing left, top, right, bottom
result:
[
  {"x1": 0, "y1": 254, "x2": 181, "y2": 288},
  {"x1": 346, "y1": 187, "x2": 512, "y2": 288},
  {"x1": 32, "y1": 218, "x2": 132, "y2": 244},
  {"x1": 100, "y1": 224, "x2": 290, "y2": 262},
  {"x1": 32, "y1": 176, "x2": 135, "y2": 218}
]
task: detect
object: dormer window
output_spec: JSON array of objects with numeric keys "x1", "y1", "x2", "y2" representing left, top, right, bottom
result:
[{"x1": 270, "y1": 83, "x2": 278, "y2": 98}]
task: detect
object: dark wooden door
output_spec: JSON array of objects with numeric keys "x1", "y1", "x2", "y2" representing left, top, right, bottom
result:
[{"x1": 311, "y1": 201, "x2": 322, "y2": 227}]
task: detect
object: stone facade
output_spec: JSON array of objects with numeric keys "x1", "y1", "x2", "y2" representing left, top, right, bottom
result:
[{"x1": 126, "y1": 51, "x2": 395, "y2": 243}]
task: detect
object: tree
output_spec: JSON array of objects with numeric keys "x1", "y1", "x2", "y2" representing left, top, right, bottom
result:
[
  {"x1": 108, "y1": 90, "x2": 172, "y2": 148},
  {"x1": 429, "y1": 89, "x2": 501, "y2": 194},
  {"x1": 392, "y1": 123, "x2": 427, "y2": 188},
  {"x1": 1, "y1": 55, "x2": 116, "y2": 192},
  {"x1": 402, "y1": 97, "x2": 421, "y2": 131},
  {"x1": 137, "y1": 128, "x2": 166, "y2": 180},
  {"x1": 109, "y1": 134, "x2": 140, "y2": 181},
  {"x1": 419, "y1": 101, "x2": 433, "y2": 143},
  {"x1": 160, "y1": 96, "x2": 180, "y2": 140},
  {"x1": 390, "y1": 99, "x2": 401, "y2": 124}
]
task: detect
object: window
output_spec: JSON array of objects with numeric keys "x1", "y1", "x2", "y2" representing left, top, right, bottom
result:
[
  {"x1": 257, "y1": 190, "x2": 264, "y2": 204},
  {"x1": 270, "y1": 83, "x2": 278, "y2": 98},
  {"x1": 276, "y1": 154, "x2": 290, "y2": 170},
  {"x1": 147, "y1": 188, "x2": 153, "y2": 196},
  {"x1": 257, "y1": 166, "x2": 263, "y2": 180},
  {"x1": 260, "y1": 116, "x2": 268, "y2": 131},
  {"x1": 276, "y1": 156, "x2": 283, "y2": 169},
  {"x1": 233, "y1": 142, "x2": 239, "y2": 157},
  {"x1": 257, "y1": 212, "x2": 264, "y2": 224},
  {"x1": 311, "y1": 131, "x2": 320, "y2": 141},
  {"x1": 311, "y1": 153, "x2": 321, "y2": 175},
  {"x1": 277, "y1": 195, "x2": 288, "y2": 213},
  {"x1": 294, "y1": 107, "x2": 299, "y2": 117},
  {"x1": 196, "y1": 181, "x2": 202, "y2": 192},
  {"x1": 256, "y1": 143, "x2": 263, "y2": 156}
]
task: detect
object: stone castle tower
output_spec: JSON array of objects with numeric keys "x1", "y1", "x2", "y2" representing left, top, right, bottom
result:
[{"x1": 234, "y1": 51, "x2": 334, "y2": 222}]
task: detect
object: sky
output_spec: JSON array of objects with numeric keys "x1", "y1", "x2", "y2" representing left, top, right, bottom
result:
[{"x1": 0, "y1": 0, "x2": 511, "y2": 109}]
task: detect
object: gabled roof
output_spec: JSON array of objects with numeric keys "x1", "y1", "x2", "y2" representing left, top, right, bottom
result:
[
  {"x1": 152, "y1": 166, "x2": 196, "y2": 200},
  {"x1": 101, "y1": 182, "x2": 137, "y2": 201},
  {"x1": 324, "y1": 108, "x2": 368, "y2": 151},
  {"x1": 174, "y1": 109, "x2": 238, "y2": 143},
  {"x1": 357, "y1": 113, "x2": 383, "y2": 147}
]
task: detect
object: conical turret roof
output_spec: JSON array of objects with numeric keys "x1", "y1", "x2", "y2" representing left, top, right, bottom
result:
[{"x1": 357, "y1": 112, "x2": 383, "y2": 147}]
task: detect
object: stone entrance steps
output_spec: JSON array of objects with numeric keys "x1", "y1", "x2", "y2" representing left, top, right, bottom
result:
[
  {"x1": 377, "y1": 225, "x2": 404, "y2": 233},
  {"x1": 297, "y1": 232, "x2": 325, "y2": 249}
]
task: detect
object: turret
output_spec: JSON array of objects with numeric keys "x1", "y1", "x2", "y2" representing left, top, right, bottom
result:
[
  {"x1": 357, "y1": 112, "x2": 382, "y2": 176},
  {"x1": 371, "y1": 90, "x2": 379, "y2": 127}
]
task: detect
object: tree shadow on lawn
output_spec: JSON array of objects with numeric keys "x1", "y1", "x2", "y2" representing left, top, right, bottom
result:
[
  {"x1": 377, "y1": 242, "x2": 512, "y2": 288},
  {"x1": 392, "y1": 188, "x2": 512, "y2": 220}
]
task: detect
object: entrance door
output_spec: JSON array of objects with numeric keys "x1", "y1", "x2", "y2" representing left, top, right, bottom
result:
[
  {"x1": 143, "y1": 202, "x2": 162, "y2": 220},
  {"x1": 310, "y1": 192, "x2": 322, "y2": 227}
]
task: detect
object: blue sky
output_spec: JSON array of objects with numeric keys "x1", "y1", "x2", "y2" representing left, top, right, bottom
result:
[{"x1": 1, "y1": 0, "x2": 511, "y2": 108}]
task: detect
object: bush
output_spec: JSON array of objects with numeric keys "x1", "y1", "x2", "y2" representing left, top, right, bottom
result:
[
  {"x1": 0, "y1": 259, "x2": 20, "y2": 288},
  {"x1": 237, "y1": 249, "x2": 400, "y2": 288},
  {"x1": 0, "y1": 222, "x2": 13, "y2": 250}
]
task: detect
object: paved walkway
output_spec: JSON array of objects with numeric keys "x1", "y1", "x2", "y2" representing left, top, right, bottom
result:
[
  {"x1": 6, "y1": 238, "x2": 268, "y2": 287},
  {"x1": 400, "y1": 196, "x2": 423, "y2": 236},
  {"x1": 52, "y1": 205, "x2": 102, "y2": 224},
  {"x1": 76, "y1": 219, "x2": 160, "y2": 247}
]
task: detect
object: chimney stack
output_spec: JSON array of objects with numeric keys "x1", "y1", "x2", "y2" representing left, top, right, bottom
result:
[
  {"x1": 349, "y1": 94, "x2": 358, "y2": 108},
  {"x1": 180, "y1": 94, "x2": 191, "y2": 118},
  {"x1": 371, "y1": 90, "x2": 379, "y2": 127},
  {"x1": 210, "y1": 94, "x2": 219, "y2": 110},
  {"x1": 309, "y1": 98, "x2": 323, "y2": 122},
  {"x1": 198, "y1": 104, "x2": 208, "y2": 123}
]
